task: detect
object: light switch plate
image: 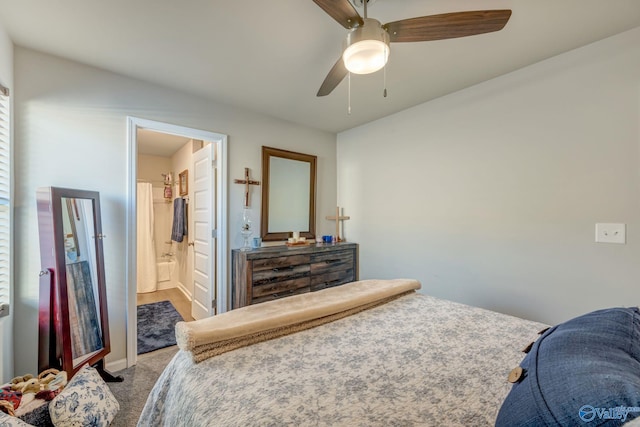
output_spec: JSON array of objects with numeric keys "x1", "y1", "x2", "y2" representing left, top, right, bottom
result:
[{"x1": 595, "y1": 223, "x2": 626, "y2": 244}]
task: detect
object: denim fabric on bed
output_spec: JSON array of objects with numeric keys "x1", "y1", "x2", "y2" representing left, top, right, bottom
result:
[{"x1": 496, "y1": 307, "x2": 640, "y2": 426}]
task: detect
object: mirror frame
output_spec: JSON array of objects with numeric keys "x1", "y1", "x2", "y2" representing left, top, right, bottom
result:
[
  {"x1": 179, "y1": 169, "x2": 189, "y2": 196},
  {"x1": 37, "y1": 187, "x2": 111, "y2": 378},
  {"x1": 260, "y1": 146, "x2": 317, "y2": 241}
]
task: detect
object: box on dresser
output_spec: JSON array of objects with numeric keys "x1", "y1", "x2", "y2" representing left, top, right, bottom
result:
[{"x1": 232, "y1": 242, "x2": 358, "y2": 308}]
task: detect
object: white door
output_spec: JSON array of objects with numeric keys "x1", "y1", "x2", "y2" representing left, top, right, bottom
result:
[{"x1": 191, "y1": 144, "x2": 216, "y2": 320}]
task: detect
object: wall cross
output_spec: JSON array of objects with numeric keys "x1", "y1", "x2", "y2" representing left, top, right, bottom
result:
[
  {"x1": 325, "y1": 206, "x2": 350, "y2": 242},
  {"x1": 234, "y1": 167, "x2": 260, "y2": 208}
]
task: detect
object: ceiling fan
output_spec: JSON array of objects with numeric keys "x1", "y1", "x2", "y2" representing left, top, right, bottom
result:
[{"x1": 314, "y1": 0, "x2": 512, "y2": 96}]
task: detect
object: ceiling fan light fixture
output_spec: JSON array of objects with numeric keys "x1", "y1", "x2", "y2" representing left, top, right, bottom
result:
[
  {"x1": 342, "y1": 18, "x2": 390, "y2": 75},
  {"x1": 343, "y1": 39, "x2": 389, "y2": 74}
]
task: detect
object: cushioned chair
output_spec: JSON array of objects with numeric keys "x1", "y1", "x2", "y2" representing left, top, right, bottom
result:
[
  {"x1": 497, "y1": 307, "x2": 640, "y2": 426},
  {"x1": 0, "y1": 366, "x2": 118, "y2": 427}
]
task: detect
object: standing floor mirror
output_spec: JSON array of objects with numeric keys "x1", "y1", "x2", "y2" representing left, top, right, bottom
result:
[{"x1": 37, "y1": 187, "x2": 122, "y2": 381}]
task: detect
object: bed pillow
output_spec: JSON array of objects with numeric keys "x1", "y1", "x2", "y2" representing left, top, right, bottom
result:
[
  {"x1": 48, "y1": 365, "x2": 119, "y2": 427},
  {"x1": 496, "y1": 307, "x2": 640, "y2": 426},
  {"x1": 0, "y1": 411, "x2": 32, "y2": 427}
]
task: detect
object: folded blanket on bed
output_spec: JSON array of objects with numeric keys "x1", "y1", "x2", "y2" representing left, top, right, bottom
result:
[{"x1": 176, "y1": 278, "x2": 421, "y2": 362}]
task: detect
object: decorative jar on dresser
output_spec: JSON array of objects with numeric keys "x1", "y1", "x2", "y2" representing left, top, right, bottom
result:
[{"x1": 232, "y1": 242, "x2": 358, "y2": 309}]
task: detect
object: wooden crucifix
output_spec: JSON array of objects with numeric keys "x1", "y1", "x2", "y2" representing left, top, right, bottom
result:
[
  {"x1": 326, "y1": 206, "x2": 350, "y2": 242},
  {"x1": 234, "y1": 167, "x2": 260, "y2": 208}
]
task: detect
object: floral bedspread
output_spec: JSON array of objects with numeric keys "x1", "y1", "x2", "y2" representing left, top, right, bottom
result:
[{"x1": 138, "y1": 293, "x2": 546, "y2": 426}]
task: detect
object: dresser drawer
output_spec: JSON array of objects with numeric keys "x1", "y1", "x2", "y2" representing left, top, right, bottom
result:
[
  {"x1": 252, "y1": 285, "x2": 310, "y2": 304},
  {"x1": 311, "y1": 268, "x2": 355, "y2": 292},
  {"x1": 252, "y1": 254, "x2": 310, "y2": 271},
  {"x1": 310, "y1": 250, "x2": 354, "y2": 276},
  {"x1": 252, "y1": 263, "x2": 310, "y2": 287},
  {"x1": 253, "y1": 276, "x2": 311, "y2": 298}
]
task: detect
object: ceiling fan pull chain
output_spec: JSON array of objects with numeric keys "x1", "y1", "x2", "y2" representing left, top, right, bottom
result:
[
  {"x1": 383, "y1": 63, "x2": 387, "y2": 98},
  {"x1": 347, "y1": 72, "x2": 352, "y2": 115}
]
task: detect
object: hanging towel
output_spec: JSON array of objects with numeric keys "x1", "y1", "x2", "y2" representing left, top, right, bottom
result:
[{"x1": 171, "y1": 198, "x2": 187, "y2": 242}]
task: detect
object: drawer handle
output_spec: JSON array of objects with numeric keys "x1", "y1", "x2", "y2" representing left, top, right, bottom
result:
[
  {"x1": 325, "y1": 259, "x2": 340, "y2": 264},
  {"x1": 272, "y1": 266, "x2": 295, "y2": 272}
]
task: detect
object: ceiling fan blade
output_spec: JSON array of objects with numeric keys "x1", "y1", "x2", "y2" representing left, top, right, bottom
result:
[
  {"x1": 384, "y1": 10, "x2": 512, "y2": 43},
  {"x1": 313, "y1": 0, "x2": 363, "y2": 29},
  {"x1": 317, "y1": 56, "x2": 348, "y2": 97}
]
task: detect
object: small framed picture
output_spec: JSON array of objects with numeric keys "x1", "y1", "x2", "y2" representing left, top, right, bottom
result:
[{"x1": 179, "y1": 169, "x2": 188, "y2": 196}]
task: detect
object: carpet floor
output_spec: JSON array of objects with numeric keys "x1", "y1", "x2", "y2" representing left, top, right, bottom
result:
[
  {"x1": 137, "y1": 300, "x2": 183, "y2": 354},
  {"x1": 109, "y1": 346, "x2": 179, "y2": 427}
]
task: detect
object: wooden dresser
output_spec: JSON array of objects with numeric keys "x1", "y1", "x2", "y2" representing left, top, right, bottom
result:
[{"x1": 232, "y1": 242, "x2": 358, "y2": 309}]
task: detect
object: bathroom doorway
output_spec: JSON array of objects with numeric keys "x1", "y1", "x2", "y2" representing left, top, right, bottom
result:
[
  {"x1": 135, "y1": 129, "x2": 193, "y2": 337},
  {"x1": 126, "y1": 117, "x2": 228, "y2": 367}
]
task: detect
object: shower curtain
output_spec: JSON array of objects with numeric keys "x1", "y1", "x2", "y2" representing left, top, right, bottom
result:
[{"x1": 137, "y1": 182, "x2": 158, "y2": 293}]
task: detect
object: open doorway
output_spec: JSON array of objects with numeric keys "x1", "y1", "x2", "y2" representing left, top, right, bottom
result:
[
  {"x1": 126, "y1": 117, "x2": 228, "y2": 367},
  {"x1": 136, "y1": 129, "x2": 194, "y2": 356}
]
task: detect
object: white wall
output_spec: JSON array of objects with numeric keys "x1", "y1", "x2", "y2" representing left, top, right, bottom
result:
[
  {"x1": 0, "y1": 21, "x2": 13, "y2": 384},
  {"x1": 338, "y1": 27, "x2": 640, "y2": 325},
  {"x1": 13, "y1": 47, "x2": 337, "y2": 376}
]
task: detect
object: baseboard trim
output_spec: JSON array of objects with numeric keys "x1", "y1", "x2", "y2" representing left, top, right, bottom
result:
[
  {"x1": 177, "y1": 282, "x2": 192, "y2": 301},
  {"x1": 105, "y1": 357, "x2": 128, "y2": 373},
  {"x1": 157, "y1": 280, "x2": 178, "y2": 291}
]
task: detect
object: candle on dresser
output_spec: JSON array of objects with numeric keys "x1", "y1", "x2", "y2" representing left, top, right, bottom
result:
[{"x1": 292, "y1": 231, "x2": 300, "y2": 241}]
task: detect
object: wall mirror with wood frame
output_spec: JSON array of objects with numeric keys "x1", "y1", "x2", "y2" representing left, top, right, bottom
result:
[
  {"x1": 37, "y1": 187, "x2": 121, "y2": 381},
  {"x1": 261, "y1": 146, "x2": 317, "y2": 241},
  {"x1": 179, "y1": 169, "x2": 188, "y2": 196}
]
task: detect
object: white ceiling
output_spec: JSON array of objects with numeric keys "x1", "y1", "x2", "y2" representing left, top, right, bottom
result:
[
  {"x1": 137, "y1": 129, "x2": 191, "y2": 157},
  {"x1": 1, "y1": 0, "x2": 639, "y2": 135}
]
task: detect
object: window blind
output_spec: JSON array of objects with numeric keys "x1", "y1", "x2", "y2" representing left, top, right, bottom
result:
[{"x1": 0, "y1": 84, "x2": 10, "y2": 317}]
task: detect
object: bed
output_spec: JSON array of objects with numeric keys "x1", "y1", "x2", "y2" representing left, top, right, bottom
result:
[{"x1": 137, "y1": 279, "x2": 548, "y2": 426}]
